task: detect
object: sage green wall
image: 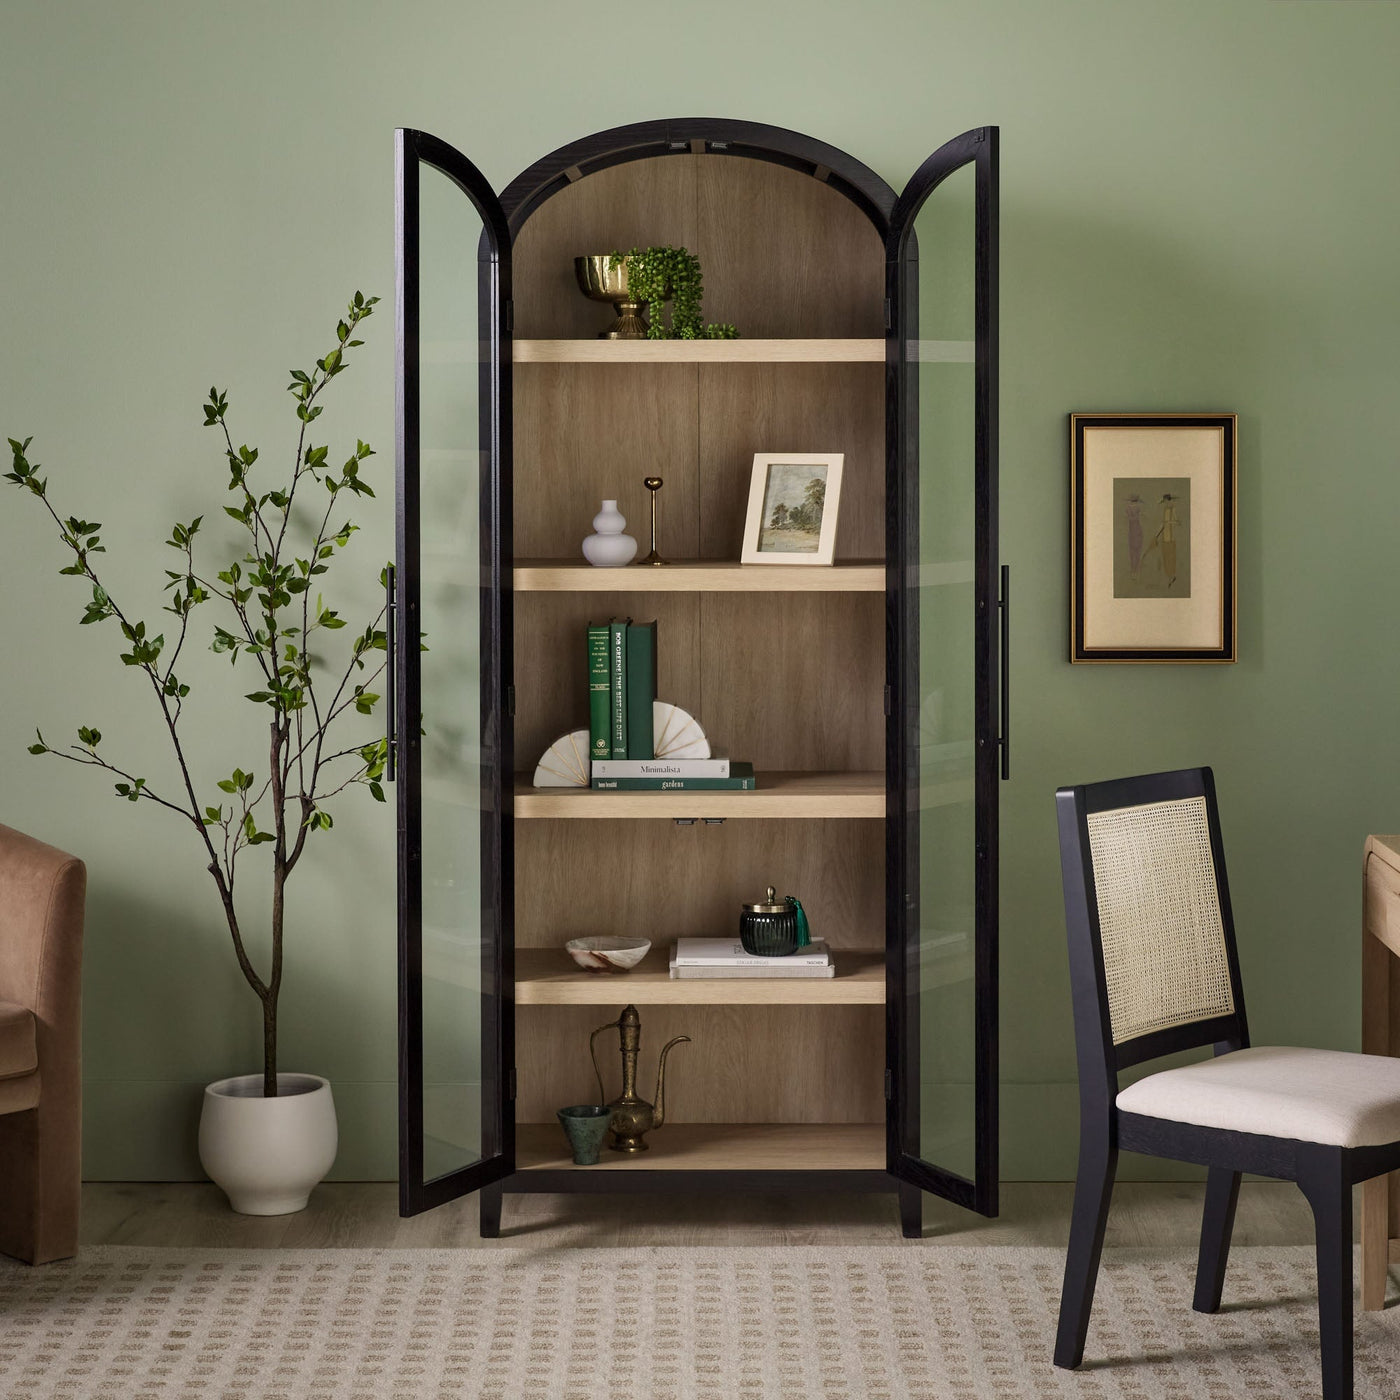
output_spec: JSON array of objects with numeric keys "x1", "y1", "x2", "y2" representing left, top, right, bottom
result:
[{"x1": 2, "y1": 0, "x2": 1396, "y2": 1182}]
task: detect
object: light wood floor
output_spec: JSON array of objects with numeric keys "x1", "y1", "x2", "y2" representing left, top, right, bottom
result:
[{"x1": 79, "y1": 1180, "x2": 1328, "y2": 1251}]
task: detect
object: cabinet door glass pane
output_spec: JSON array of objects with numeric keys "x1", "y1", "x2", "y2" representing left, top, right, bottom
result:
[
  {"x1": 417, "y1": 161, "x2": 487, "y2": 1183},
  {"x1": 914, "y1": 162, "x2": 978, "y2": 1181}
]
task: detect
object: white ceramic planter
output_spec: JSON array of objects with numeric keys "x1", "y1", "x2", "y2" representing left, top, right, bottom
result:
[{"x1": 198, "y1": 1072, "x2": 338, "y2": 1215}]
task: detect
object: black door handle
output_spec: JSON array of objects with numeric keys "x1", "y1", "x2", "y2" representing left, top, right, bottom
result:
[
  {"x1": 385, "y1": 563, "x2": 396, "y2": 782},
  {"x1": 999, "y1": 563, "x2": 1009, "y2": 781}
]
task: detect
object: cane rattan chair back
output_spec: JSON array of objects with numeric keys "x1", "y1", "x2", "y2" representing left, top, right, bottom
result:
[
  {"x1": 1087, "y1": 794, "x2": 1235, "y2": 1046},
  {"x1": 1059, "y1": 767, "x2": 1248, "y2": 1074}
]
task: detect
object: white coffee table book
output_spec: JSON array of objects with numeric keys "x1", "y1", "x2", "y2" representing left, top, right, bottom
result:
[{"x1": 669, "y1": 938, "x2": 835, "y2": 979}]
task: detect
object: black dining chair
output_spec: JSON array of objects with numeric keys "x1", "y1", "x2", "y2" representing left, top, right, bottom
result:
[{"x1": 1055, "y1": 766, "x2": 1400, "y2": 1400}]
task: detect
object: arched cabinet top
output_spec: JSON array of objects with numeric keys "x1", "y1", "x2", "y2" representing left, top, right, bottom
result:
[{"x1": 499, "y1": 117, "x2": 898, "y2": 239}]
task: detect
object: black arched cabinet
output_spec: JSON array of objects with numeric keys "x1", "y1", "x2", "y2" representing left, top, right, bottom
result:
[{"x1": 393, "y1": 119, "x2": 1002, "y2": 1235}]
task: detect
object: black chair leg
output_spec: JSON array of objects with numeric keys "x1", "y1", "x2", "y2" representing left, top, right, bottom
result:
[
  {"x1": 1298, "y1": 1148, "x2": 1353, "y2": 1400},
  {"x1": 1193, "y1": 1166, "x2": 1241, "y2": 1313},
  {"x1": 479, "y1": 1181, "x2": 504, "y2": 1239},
  {"x1": 1054, "y1": 1131, "x2": 1118, "y2": 1369}
]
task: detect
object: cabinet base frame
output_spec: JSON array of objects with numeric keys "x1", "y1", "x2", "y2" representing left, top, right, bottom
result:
[{"x1": 479, "y1": 1168, "x2": 916, "y2": 1237}]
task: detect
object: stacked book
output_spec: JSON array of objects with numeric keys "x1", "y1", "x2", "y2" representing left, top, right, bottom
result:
[
  {"x1": 585, "y1": 619, "x2": 754, "y2": 792},
  {"x1": 592, "y1": 757, "x2": 755, "y2": 791},
  {"x1": 669, "y1": 937, "x2": 835, "y2": 980}
]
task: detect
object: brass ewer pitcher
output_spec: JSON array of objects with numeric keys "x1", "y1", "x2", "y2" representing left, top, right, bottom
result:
[{"x1": 589, "y1": 1004, "x2": 690, "y2": 1154}]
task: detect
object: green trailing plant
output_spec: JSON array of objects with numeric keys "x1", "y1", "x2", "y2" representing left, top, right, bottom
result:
[
  {"x1": 5, "y1": 291, "x2": 391, "y2": 1098},
  {"x1": 613, "y1": 245, "x2": 738, "y2": 340}
]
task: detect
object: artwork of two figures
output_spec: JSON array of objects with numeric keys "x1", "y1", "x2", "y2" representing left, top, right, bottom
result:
[{"x1": 1113, "y1": 477, "x2": 1191, "y2": 598}]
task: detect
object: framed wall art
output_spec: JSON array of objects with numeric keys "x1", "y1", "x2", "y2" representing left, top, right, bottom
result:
[
  {"x1": 1070, "y1": 413, "x2": 1237, "y2": 663},
  {"x1": 740, "y1": 453, "x2": 844, "y2": 566}
]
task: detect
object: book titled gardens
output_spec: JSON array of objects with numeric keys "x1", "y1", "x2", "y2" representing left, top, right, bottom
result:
[{"x1": 584, "y1": 620, "x2": 755, "y2": 791}]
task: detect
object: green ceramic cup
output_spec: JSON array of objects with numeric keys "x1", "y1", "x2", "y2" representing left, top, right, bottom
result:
[{"x1": 556, "y1": 1104, "x2": 612, "y2": 1165}]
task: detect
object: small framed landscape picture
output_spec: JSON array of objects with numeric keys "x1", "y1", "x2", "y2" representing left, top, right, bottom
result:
[
  {"x1": 1070, "y1": 413, "x2": 1237, "y2": 663},
  {"x1": 740, "y1": 453, "x2": 844, "y2": 566}
]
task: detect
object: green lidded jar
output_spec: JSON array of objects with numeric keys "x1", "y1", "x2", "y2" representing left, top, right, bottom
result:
[{"x1": 739, "y1": 885, "x2": 811, "y2": 957}]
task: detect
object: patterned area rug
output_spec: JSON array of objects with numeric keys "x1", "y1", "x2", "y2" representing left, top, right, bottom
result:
[{"x1": 0, "y1": 1244, "x2": 1397, "y2": 1398}]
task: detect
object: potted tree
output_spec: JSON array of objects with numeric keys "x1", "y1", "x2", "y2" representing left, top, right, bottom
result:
[{"x1": 6, "y1": 292, "x2": 391, "y2": 1214}]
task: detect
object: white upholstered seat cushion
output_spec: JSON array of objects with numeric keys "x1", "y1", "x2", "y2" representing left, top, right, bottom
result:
[{"x1": 1116, "y1": 1046, "x2": 1400, "y2": 1148}]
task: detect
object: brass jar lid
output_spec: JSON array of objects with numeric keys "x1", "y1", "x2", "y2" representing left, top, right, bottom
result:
[{"x1": 743, "y1": 885, "x2": 786, "y2": 914}]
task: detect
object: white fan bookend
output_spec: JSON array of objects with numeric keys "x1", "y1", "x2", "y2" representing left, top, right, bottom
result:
[{"x1": 532, "y1": 702, "x2": 709, "y2": 787}]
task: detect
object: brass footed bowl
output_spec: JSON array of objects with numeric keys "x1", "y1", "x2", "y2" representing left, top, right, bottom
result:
[
  {"x1": 575, "y1": 253, "x2": 630, "y2": 303},
  {"x1": 574, "y1": 255, "x2": 668, "y2": 340}
]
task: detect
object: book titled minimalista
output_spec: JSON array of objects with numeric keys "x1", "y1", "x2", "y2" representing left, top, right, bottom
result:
[{"x1": 590, "y1": 758, "x2": 731, "y2": 779}]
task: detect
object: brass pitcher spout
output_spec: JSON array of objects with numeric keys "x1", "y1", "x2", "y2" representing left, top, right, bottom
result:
[{"x1": 651, "y1": 1035, "x2": 691, "y2": 1130}]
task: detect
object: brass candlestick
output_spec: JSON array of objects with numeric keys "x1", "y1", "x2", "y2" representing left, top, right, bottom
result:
[{"x1": 638, "y1": 476, "x2": 667, "y2": 566}]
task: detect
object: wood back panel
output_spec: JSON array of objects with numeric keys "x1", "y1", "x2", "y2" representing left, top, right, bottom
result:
[
  {"x1": 515, "y1": 590, "x2": 883, "y2": 774},
  {"x1": 513, "y1": 158, "x2": 700, "y2": 340},
  {"x1": 514, "y1": 818, "x2": 885, "y2": 951},
  {"x1": 510, "y1": 150, "x2": 889, "y2": 1140},
  {"x1": 696, "y1": 157, "x2": 883, "y2": 338},
  {"x1": 512, "y1": 152, "x2": 882, "y2": 340},
  {"x1": 697, "y1": 363, "x2": 885, "y2": 560},
  {"x1": 516, "y1": 1003, "x2": 883, "y2": 1124}
]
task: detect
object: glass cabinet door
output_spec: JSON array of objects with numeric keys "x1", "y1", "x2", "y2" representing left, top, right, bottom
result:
[
  {"x1": 886, "y1": 127, "x2": 1000, "y2": 1217},
  {"x1": 394, "y1": 129, "x2": 513, "y2": 1215}
]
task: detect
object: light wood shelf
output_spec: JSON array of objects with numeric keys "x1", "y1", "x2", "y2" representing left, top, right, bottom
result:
[
  {"x1": 497, "y1": 338, "x2": 976, "y2": 365},
  {"x1": 515, "y1": 560, "x2": 885, "y2": 592},
  {"x1": 515, "y1": 948, "x2": 885, "y2": 1005},
  {"x1": 515, "y1": 771, "x2": 885, "y2": 820},
  {"x1": 512, "y1": 560, "x2": 973, "y2": 591},
  {"x1": 516, "y1": 1121, "x2": 884, "y2": 1172},
  {"x1": 512, "y1": 338, "x2": 883, "y2": 364}
]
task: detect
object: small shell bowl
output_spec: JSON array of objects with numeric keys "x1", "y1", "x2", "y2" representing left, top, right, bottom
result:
[{"x1": 565, "y1": 936, "x2": 651, "y2": 973}]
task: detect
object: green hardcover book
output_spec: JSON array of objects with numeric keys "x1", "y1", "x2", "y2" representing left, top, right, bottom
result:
[
  {"x1": 591, "y1": 762, "x2": 756, "y2": 792},
  {"x1": 625, "y1": 620, "x2": 657, "y2": 760},
  {"x1": 608, "y1": 619, "x2": 628, "y2": 760},
  {"x1": 586, "y1": 623, "x2": 610, "y2": 762}
]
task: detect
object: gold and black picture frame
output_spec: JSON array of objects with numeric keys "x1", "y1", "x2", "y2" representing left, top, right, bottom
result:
[{"x1": 1071, "y1": 413, "x2": 1237, "y2": 663}]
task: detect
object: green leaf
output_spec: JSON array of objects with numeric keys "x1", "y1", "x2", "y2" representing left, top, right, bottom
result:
[{"x1": 77, "y1": 726, "x2": 101, "y2": 747}]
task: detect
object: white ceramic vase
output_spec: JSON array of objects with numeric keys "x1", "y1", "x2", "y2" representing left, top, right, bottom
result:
[
  {"x1": 582, "y1": 499, "x2": 637, "y2": 567},
  {"x1": 198, "y1": 1072, "x2": 338, "y2": 1215}
]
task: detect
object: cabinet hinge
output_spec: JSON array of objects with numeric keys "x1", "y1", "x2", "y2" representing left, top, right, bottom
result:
[
  {"x1": 508, "y1": 1067, "x2": 517, "y2": 1100},
  {"x1": 506, "y1": 684, "x2": 515, "y2": 718},
  {"x1": 883, "y1": 684, "x2": 893, "y2": 717},
  {"x1": 883, "y1": 297, "x2": 892, "y2": 331},
  {"x1": 884, "y1": 1069, "x2": 893, "y2": 1101}
]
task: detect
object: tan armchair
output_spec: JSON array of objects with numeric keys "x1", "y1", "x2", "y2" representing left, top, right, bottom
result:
[{"x1": 0, "y1": 823, "x2": 85, "y2": 1263}]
